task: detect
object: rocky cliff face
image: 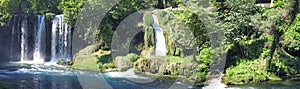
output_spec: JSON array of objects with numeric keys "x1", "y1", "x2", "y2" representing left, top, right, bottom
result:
[
  {"x1": 0, "y1": 15, "x2": 55, "y2": 62},
  {"x1": 0, "y1": 26, "x2": 11, "y2": 62}
]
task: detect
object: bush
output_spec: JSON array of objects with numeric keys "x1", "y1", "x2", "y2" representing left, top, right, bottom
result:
[
  {"x1": 133, "y1": 57, "x2": 149, "y2": 73},
  {"x1": 133, "y1": 55, "x2": 208, "y2": 81},
  {"x1": 127, "y1": 53, "x2": 139, "y2": 62},
  {"x1": 272, "y1": 0, "x2": 285, "y2": 8},
  {"x1": 270, "y1": 49, "x2": 300, "y2": 76},
  {"x1": 103, "y1": 63, "x2": 115, "y2": 69},
  {"x1": 197, "y1": 48, "x2": 213, "y2": 65},
  {"x1": 282, "y1": 14, "x2": 300, "y2": 57},
  {"x1": 224, "y1": 58, "x2": 269, "y2": 84}
]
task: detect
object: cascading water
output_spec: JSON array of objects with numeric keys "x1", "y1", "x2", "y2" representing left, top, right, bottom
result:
[
  {"x1": 152, "y1": 14, "x2": 167, "y2": 56},
  {"x1": 51, "y1": 15, "x2": 72, "y2": 62},
  {"x1": 20, "y1": 18, "x2": 29, "y2": 62},
  {"x1": 33, "y1": 15, "x2": 46, "y2": 63},
  {"x1": 9, "y1": 14, "x2": 72, "y2": 64},
  {"x1": 10, "y1": 15, "x2": 21, "y2": 61}
]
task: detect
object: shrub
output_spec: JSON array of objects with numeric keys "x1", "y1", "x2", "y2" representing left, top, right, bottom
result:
[
  {"x1": 282, "y1": 14, "x2": 300, "y2": 57},
  {"x1": 134, "y1": 57, "x2": 150, "y2": 73},
  {"x1": 127, "y1": 53, "x2": 139, "y2": 62},
  {"x1": 103, "y1": 63, "x2": 115, "y2": 69},
  {"x1": 197, "y1": 48, "x2": 213, "y2": 65},
  {"x1": 224, "y1": 58, "x2": 269, "y2": 84}
]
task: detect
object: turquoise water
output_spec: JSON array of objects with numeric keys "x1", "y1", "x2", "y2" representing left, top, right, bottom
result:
[
  {"x1": 0, "y1": 62, "x2": 198, "y2": 89},
  {"x1": 0, "y1": 62, "x2": 299, "y2": 89},
  {"x1": 227, "y1": 79, "x2": 300, "y2": 89}
]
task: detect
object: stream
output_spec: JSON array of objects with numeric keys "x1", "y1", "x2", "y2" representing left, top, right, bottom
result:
[{"x1": 0, "y1": 62, "x2": 299, "y2": 89}]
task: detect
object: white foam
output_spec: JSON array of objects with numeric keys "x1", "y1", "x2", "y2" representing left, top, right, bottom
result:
[
  {"x1": 203, "y1": 74, "x2": 227, "y2": 89},
  {"x1": 104, "y1": 68, "x2": 158, "y2": 83}
]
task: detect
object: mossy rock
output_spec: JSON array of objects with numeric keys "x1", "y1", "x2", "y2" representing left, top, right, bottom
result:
[
  {"x1": 72, "y1": 43, "x2": 112, "y2": 72},
  {"x1": 114, "y1": 56, "x2": 133, "y2": 71},
  {"x1": 56, "y1": 59, "x2": 73, "y2": 66},
  {"x1": 72, "y1": 55, "x2": 100, "y2": 71},
  {"x1": 133, "y1": 56, "x2": 205, "y2": 80}
]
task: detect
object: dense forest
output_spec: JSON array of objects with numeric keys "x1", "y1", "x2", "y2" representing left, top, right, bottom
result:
[{"x1": 1, "y1": 0, "x2": 300, "y2": 86}]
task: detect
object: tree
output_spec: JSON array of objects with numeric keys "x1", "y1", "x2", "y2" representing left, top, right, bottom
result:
[
  {"x1": 59, "y1": 0, "x2": 85, "y2": 26},
  {"x1": 0, "y1": 0, "x2": 21, "y2": 26}
]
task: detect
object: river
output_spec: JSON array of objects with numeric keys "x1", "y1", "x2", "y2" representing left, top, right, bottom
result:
[{"x1": 0, "y1": 62, "x2": 299, "y2": 89}]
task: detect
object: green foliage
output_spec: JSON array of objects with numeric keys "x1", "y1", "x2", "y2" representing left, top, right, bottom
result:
[
  {"x1": 59, "y1": 0, "x2": 84, "y2": 26},
  {"x1": 143, "y1": 11, "x2": 153, "y2": 26},
  {"x1": 214, "y1": 0, "x2": 261, "y2": 43},
  {"x1": 270, "y1": 49, "x2": 300, "y2": 76},
  {"x1": 197, "y1": 48, "x2": 213, "y2": 66},
  {"x1": 156, "y1": 0, "x2": 182, "y2": 8},
  {"x1": 97, "y1": 54, "x2": 113, "y2": 64},
  {"x1": 224, "y1": 58, "x2": 269, "y2": 84},
  {"x1": 0, "y1": 0, "x2": 62, "y2": 26},
  {"x1": 172, "y1": 9, "x2": 210, "y2": 49},
  {"x1": 225, "y1": 36, "x2": 269, "y2": 69},
  {"x1": 102, "y1": 62, "x2": 115, "y2": 69},
  {"x1": 0, "y1": 0, "x2": 21, "y2": 25},
  {"x1": 213, "y1": 0, "x2": 299, "y2": 85},
  {"x1": 114, "y1": 54, "x2": 140, "y2": 71},
  {"x1": 273, "y1": 0, "x2": 285, "y2": 8},
  {"x1": 1, "y1": 0, "x2": 300, "y2": 85},
  {"x1": 196, "y1": 48, "x2": 213, "y2": 80},
  {"x1": 252, "y1": 8, "x2": 283, "y2": 33},
  {"x1": 154, "y1": 10, "x2": 198, "y2": 56},
  {"x1": 113, "y1": 53, "x2": 139, "y2": 62},
  {"x1": 133, "y1": 55, "x2": 208, "y2": 81},
  {"x1": 96, "y1": 0, "x2": 158, "y2": 45},
  {"x1": 127, "y1": 53, "x2": 139, "y2": 62},
  {"x1": 133, "y1": 57, "x2": 148, "y2": 73},
  {"x1": 72, "y1": 44, "x2": 109, "y2": 71},
  {"x1": 45, "y1": 13, "x2": 56, "y2": 20},
  {"x1": 196, "y1": 65, "x2": 209, "y2": 81},
  {"x1": 196, "y1": 49, "x2": 211, "y2": 81},
  {"x1": 72, "y1": 55, "x2": 100, "y2": 71},
  {"x1": 282, "y1": 14, "x2": 300, "y2": 55},
  {"x1": 29, "y1": 0, "x2": 62, "y2": 14},
  {"x1": 143, "y1": 11, "x2": 155, "y2": 50},
  {"x1": 164, "y1": 56, "x2": 183, "y2": 63}
]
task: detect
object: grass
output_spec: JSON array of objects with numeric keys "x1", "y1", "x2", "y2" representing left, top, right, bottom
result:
[
  {"x1": 72, "y1": 55, "x2": 100, "y2": 71},
  {"x1": 72, "y1": 48, "x2": 111, "y2": 72}
]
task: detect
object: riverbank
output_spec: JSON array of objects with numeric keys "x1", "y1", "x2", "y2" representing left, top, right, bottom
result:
[
  {"x1": 2, "y1": 61, "x2": 300, "y2": 89},
  {"x1": 0, "y1": 62, "x2": 206, "y2": 89}
]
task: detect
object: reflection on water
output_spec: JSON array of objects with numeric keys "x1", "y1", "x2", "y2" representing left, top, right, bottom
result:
[
  {"x1": 227, "y1": 77, "x2": 300, "y2": 89},
  {"x1": 0, "y1": 62, "x2": 199, "y2": 89},
  {"x1": 1, "y1": 62, "x2": 300, "y2": 89},
  {"x1": 0, "y1": 63, "x2": 81, "y2": 89}
]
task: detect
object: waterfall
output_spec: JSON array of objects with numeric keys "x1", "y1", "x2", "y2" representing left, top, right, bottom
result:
[
  {"x1": 51, "y1": 15, "x2": 72, "y2": 62},
  {"x1": 33, "y1": 15, "x2": 46, "y2": 63},
  {"x1": 152, "y1": 14, "x2": 167, "y2": 56},
  {"x1": 20, "y1": 18, "x2": 29, "y2": 62},
  {"x1": 10, "y1": 16, "x2": 16, "y2": 61},
  {"x1": 11, "y1": 14, "x2": 72, "y2": 63},
  {"x1": 11, "y1": 15, "x2": 21, "y2": 62}
]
